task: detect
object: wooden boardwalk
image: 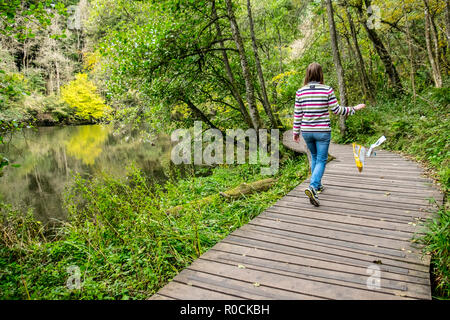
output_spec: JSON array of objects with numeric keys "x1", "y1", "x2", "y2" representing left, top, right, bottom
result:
[{"x1": 150, "y1": 131, "x2": 442, "y2": 300}]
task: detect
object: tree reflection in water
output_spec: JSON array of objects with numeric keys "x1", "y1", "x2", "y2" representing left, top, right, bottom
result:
[{"x1": 0, "y1": 125, "x2": 191, "y2": 223}]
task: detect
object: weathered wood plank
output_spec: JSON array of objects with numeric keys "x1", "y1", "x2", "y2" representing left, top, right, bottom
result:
[
  {"x1": 203, "y1": 248, "x2": 430, "y2": 299},
  {"x1": 274, "y1": 200, "x2": 431, "y2": 223},
  {"x1": 188, "y1": 259, "x2": 411, "y2": 300},
  {"x1": 224, "y1": 230, "x2": 430, "y2": 276},
  {"x1": 263, "y1": 207, "x2": 421, "y2": 234},
  {"x1": 173, "y1": 268, "x2": 321, "y2": 300},
  {"x1": 157, "y1": 280, "x2": 242, "y2": 300},
  {"x1": 278, "y1": 196, "x2": 434, "y2": 220},
  {"x1": 211, "y1": 242, "x2": 430, "y2": 286}
]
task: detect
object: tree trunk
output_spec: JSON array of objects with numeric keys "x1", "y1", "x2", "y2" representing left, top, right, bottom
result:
[
  {"x1": 343, "y1": 33, "x2": 367, "y2": 100},
  {"x1": 446, "y1": 0, "x2": 450, "y2": 51},
  {"x1": 345, "y1": 5, "x2": 375, "y2": 103},
  {"x1": 325, "y1": 0, "x2": 348, "y2": 137},
  {"x1": 246, "y1": 0, "x2": 278, "y2": 128},
  {"x1": 211, "y1": 0, "x2": 253, "y2": 128},
  {"x1": 429, "y1": 1, "x2": 443, "y2": 86},
  {"x1": 47, "y1": 71, "x2": 54, "y2": 95},
  {"x1": 404, "y1": 1, "x2": 416, "y2": 103},
  {"x1": 225, "y1": 0, "x2": 262, "y2": 130},
  {"x1": 357, "y1": 0, "x2": 403, "y2": 94},
  {"x1": 424, "y1": 0, "x2": 442, "y2": 88},
  {"x1": 276, "y1": 27, "x2": 284, "y2": 74},
  {"x1": 183, "y1": 97, "x2": 218, "y2": 130},
  {"x1": 55, "y1": 61, "x2": 61, "y2": 95}
]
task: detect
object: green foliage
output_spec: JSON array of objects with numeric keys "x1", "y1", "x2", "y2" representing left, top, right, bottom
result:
[
  {"x1": 0, "y1": 153, "x2": 308, "y2": 299},
  {"x1": 60, "y1": 74, "x2": 111, "y2": 121},
  {"x1": 415, "y1": 204, "x2": 450, "y2": 299},
  {"x1": 0, "y1": 72, "x2": 28, "y2": 111},
  {"x1": 0, "y1": 0, "x2": 67, "y2": 40}
]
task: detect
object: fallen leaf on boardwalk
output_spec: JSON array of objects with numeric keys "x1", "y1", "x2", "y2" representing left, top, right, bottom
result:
[
  {"x1": 373, "y1": 260, "x2": 383, "y2": 264},
  {"x1": 187, "y1": 282, "x2": 193, "y2": 286},
  {"x1": 407, "y1": 250, "x2": 412, "y2": 253},
  {"x1": 253, "y1": 282, "x2": 260, "y2": 287},
  {"x1": 385, "y1": 192, "x2": 391, "y2": 196},
  {"x1": 238, "y1": 264, "x2": 246, "y2": 269},
  {"x1": 242, "y1": 254, "x2": 246, "y2": 257},
  {"x1": 394, "y1": 291, "x2": 407, "y2": 297}
]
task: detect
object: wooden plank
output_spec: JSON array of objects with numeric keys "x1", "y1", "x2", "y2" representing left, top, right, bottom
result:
[
  {"x1": 203, "y1": 248, "x2": 430, "y2": 299},
  {"x1": 284, "y1": 193, "x2": 435, "y2": 213},
  {"x1": 319, "y1": 182, "x2": 441, "y2": 199},
  {"x1": 148, "y1": 293, "x2": 175, "y2": 300},
  {"x1": 329, "y1": 164, "x2": 424, "y2": 173},
  {"x1": 157, "y1": 280, "x2": 242, "y2": 300},
  {"x1": 188, "y1": 258, "x2": 410, "y2": 300},
  {"x1": 274, "y1": 199, "x2": 432, "y2": 223},
  {"x1": 225, "y1": 230, "x2": 430, "y2": 276},
  {"x1": 289, "y1": 189, "x2": 434, "y2": 207},
  {"x1": 318, "y1": 176, "x2": 438, "y2": 192},
  {"x1": 323, "y1": 170, "x2": 432, "y2": 183},
  {"x1": 212, "y1": 242, "x2": 430, "y2": 286},
  {"x1": 279, "y1": 195, "x2": 434, "y2": 220},
  {"x1": 240, "y1": 223, "x2": 426, "y2": 263},
  {"x1": 263, "y1": 206, "x2": 420, "y2": 234},
  {"x1": 258, "y1": 213, "x2": 414, "y2": 241},
  {"x1": 173, "y1": 268, "x2": 321, "y2": 300}
]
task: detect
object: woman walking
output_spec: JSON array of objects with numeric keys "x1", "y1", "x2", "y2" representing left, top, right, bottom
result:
[{"x1": 293, "y1": 62, "x2": 366, "y2": 207}]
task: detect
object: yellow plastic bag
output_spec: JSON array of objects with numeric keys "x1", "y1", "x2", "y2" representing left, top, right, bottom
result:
[
  {"x1": 352, "y1": 143, "x2": 366, "y2": 173},
  {"x1": 352, "y1": 136, "x2": 386, "y2": 173}
]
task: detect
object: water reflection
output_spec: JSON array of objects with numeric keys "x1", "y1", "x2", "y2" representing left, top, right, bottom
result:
[{"x1": 0, "y1": 125, "x2": 184, "y2": 223}]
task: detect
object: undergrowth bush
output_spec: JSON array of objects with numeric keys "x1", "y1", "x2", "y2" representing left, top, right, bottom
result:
[{"x1": 0, "y1": 152, "x2": 308, "y2": 299}]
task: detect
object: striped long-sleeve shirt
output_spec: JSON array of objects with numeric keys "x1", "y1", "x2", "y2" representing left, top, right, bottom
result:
[{"x1": 293, "y1": 82, "x2": 355, "y2": 134}]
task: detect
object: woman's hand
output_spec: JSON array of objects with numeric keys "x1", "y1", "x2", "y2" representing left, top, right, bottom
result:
[
  {"x1": 293, "y1": 134, "x2": 300, "y2": 143},
  {"x1": 354, "y1": 104, "x2": 366, "y2": 111}
]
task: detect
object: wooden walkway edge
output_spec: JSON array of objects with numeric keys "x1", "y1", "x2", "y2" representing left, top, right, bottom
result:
[{"x1": 150, "y1": 131, "x2": 442, "y2": 300}]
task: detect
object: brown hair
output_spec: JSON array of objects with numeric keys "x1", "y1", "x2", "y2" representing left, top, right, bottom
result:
[{"x1": 304, "y1": 62, "x2": 324, "y2": 85}]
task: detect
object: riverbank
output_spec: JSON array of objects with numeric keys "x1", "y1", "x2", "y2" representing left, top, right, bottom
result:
[{"x1": 0, "y1": 148, "x2": 308, "y2": 299}]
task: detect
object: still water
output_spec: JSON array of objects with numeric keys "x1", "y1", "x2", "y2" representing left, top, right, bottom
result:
[{"x1": 0, "y1": 124, "x2": 187, "y2": 223}]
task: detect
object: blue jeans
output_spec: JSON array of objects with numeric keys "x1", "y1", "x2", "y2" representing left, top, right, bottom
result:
[{"x1": 302, "y1": 131, "x2": 331, "y2": 190}]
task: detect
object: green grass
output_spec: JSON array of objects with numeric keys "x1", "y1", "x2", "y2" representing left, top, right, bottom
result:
[
  {"x1": 0, "y1": 149, "x2": 308, "y2": 300},
  {"x1": 415, "y1": 204, "x2": 450, "y2": 299}
]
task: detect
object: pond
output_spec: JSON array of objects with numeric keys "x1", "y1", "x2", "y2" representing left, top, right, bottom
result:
[{"x1": 0, "y1": 124, "x2": 194, "y2": 223}]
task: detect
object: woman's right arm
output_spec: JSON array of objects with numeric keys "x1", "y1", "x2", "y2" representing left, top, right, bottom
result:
[{"x1": 328, "y1": 88, "x2": 365, "y2": 115}]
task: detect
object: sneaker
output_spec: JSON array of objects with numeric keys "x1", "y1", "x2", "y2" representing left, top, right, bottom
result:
[
  {"x1": 305, "y1": 187, "x2": 320, "y2": 207},
  {"x1": 317, "y1": 185, "x2": 325, "y2": 194}
]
